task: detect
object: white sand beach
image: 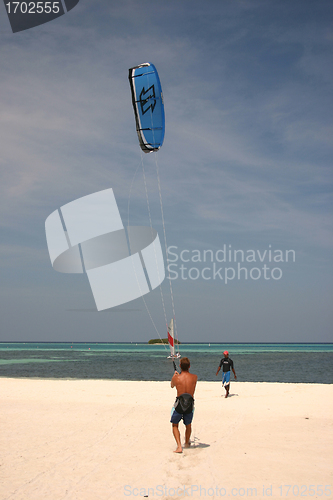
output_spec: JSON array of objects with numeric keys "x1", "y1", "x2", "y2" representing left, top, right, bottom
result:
[{"x1": 1, "y1": 379, "x2": 332, "y2": 500}]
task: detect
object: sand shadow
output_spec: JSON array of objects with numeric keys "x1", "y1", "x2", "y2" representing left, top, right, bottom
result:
[{"x1": 189, "y1": 442, "x2": 210, "y2": 449}]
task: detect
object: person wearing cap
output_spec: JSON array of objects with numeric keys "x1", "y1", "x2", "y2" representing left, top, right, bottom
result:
[{"x1": 216, "y1": 350, "x2": 237, "y2": 398}]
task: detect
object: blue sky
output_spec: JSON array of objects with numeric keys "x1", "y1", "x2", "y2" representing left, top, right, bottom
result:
[{"x1": 0, "y1": 0, "x2": 332, "y2": 342}]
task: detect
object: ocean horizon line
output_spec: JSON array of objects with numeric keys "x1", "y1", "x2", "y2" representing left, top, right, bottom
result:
[{"x1": 1, "y1": 341, "x2": 332, "y2": 345}]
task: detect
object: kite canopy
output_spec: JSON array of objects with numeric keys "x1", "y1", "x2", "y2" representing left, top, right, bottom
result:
[{"x1": 128, "y1": 62, "x2": 165, "y2": 153}]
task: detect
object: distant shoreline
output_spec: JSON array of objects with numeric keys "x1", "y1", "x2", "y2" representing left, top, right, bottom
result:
[
  {"x1": 1, "y1": 342, "x2": 332, "y2": 345},
  {"x1": 148, "y1": 338, "x2": 181, "y2": 345}
]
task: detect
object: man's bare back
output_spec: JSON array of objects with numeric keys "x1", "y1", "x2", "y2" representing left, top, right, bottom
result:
[
  {"x1": 170, "y1": 357, "x2": 197, "y2": 453},
  {"x1": 171, "y1": 370, "x2": 197, "y2": 397}
]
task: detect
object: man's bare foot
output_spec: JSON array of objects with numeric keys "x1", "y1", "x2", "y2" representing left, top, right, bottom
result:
[
  {"x1": 184, "y1": 442, "x2": 191, "y2": 448},
  {"x1": 174, "y1": 445, "x2": 182, "y2": 453}
]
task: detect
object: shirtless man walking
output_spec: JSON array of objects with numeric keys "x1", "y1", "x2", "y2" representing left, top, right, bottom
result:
[{"x1": 170, "y1": 357, "x2": 198, "y2": 453}]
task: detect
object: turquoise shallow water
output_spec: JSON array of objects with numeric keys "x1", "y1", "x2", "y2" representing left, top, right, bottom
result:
[{"x1": 0, "y1": 343, "x2": 332, "y2": 383}]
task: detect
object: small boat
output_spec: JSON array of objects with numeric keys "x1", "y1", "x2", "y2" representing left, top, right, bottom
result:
[
  {"x1": 167, "y1": 353, "x2": 181, "y2": 359},
  {"x1": 167, "y1": 319, "x2": 181, "y2": 359}
]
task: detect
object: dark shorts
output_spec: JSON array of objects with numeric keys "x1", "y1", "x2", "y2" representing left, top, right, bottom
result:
[{"x1": 170, "y1": 407, "x2": 194, "y2": 426}]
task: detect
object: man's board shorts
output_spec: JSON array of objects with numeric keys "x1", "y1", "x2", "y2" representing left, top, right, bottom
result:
[
  {"x1": 170, "y1": 407, "x2": 194, "y2": 426},
  {"x1": 170, "y1": 393, "x2": 194, "y2": 425},
  {"x1": 222, "y1": 371, "x2": 231, "y2": 387}
]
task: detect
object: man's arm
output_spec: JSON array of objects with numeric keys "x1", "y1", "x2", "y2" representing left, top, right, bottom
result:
[
  {"x1": 171, "y1": 371, "x2": 179, "y2": 388},
  {"x1": 216, "y1": 366, "x2": 221, "y2": 376},
  {"x1": 232, "y1": 368, "x2": 237, "y2": 379}
]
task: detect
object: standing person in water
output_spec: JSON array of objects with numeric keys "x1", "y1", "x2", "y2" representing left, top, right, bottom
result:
[
  {"x1": 170, "y1": 357, "x2": 197, "y2": 453},
  {"x1": 216, "y1": 350, "x2": 237, "y2": 398}
]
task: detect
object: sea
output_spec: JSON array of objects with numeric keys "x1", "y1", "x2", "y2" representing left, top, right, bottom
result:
[{"x1": 0, "y1": 343, "x2": 332, "y2": 383}]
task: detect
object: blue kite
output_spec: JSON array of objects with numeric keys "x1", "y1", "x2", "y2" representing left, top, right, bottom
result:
[{"x1": 128, "y1": 62, "x2": 165, "y2": 153}]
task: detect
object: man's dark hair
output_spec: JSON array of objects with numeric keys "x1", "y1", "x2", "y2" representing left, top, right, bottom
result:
[{"x1": 180, "y1": 357, "x2": 190, "y2": 371}]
